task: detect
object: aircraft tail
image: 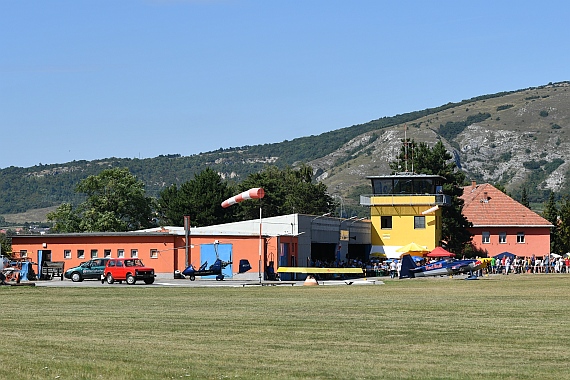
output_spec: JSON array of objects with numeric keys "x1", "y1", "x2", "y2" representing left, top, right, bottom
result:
[
  {"x1": 399, "y1": 254, "x2": 416, "y2": 279},
  {"x1": 238, "y1": 259, "x2": 252, "y2": 273}
]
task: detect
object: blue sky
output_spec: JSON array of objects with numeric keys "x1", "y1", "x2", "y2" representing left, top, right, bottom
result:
[{"x1": 1, "y1": 1, "x2": 568, "y2": 169}]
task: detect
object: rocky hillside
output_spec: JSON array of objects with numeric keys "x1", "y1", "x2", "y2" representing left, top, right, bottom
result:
[
  {"x1": 313, "y1": 81, "x2": 570, "y2": 208},
  {"x1": 2, "y1": 81, "x2": 569, "y2": 221}
]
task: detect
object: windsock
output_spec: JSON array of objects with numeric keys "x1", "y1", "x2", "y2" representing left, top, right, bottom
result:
[{"x1": 221, "y1": 188, "x2": 265, "y2": 208}]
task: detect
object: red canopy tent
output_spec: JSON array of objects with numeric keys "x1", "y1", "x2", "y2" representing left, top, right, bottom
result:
[{"x1": 426, "y1": 247, "x2": 455, "y2": 258}]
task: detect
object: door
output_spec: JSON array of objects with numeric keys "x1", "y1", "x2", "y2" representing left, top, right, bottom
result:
[
  {"x1": 279, "y1": 242, "x2": 290, "y2": 280},
  {"x1": 200, "y1": 243, "x2": 233, "y2": 279}
]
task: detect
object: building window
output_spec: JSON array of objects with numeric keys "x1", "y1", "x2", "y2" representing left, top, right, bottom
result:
[
  {"x1": 150, "y1": 249, "x2": 158, "y2": 259},
  {"x1": 131, "y1": 249, "x2": 138, "y2": 258},
  {"x1": 117, "y1": 249, "x2": 124, "y2": 258},
  {"x1": 104, "y1": 249, "x2": 111, "y2": 258},
  {"x1": 414, "y1": 216, "x2": 425, "y2": 229},
  {"x1": 381, "y1": 216, "x2": 392, "y2": 229},
  {"x1": 517, "y1": 232, "x2": 525, "y2": 243},
  {"x1": 482, "y1": 232, "x2": 490, "y2": 244},
  {"x1": 91, "y1": 249, "x2": 98, "y2": 258},
  {"x1": 77, "y1": 250, "x2": 85, "y2": 259},
  {"x1": 19, "y1": 250, "x2": 27, "y2": 258},
  {"x1": 64, "y1": 250, "x2": 71, "y2": 259},
  {"x1": 499, "y1": 232, "x2": 507, "y2": 244}
]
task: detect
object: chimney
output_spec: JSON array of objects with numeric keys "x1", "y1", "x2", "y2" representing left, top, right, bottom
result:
[{"x1": 471, "y1": 180, "x2": 476, "y2": 191}]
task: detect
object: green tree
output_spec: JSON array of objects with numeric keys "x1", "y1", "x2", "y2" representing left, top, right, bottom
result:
[
  {"x1": 390, "y1": 140, "x2": 473, "y2": 255},
  {"x1": 542, "y1": 191, "x2": 560, "y2": 254},
  {"x1": 0, "y1": 232, "x2": 11, "y2": 257},
  {"x1": 157, "y1": 168, "x2": 237, "y2": 227},
  {"x1": 156, "y1": 184, "x2": 185, "y2": 226},
  {"x1": 47, "y1": 203, "x2": 81, "y2": 233},
  {"x1": 520, "y1": 187, "x2": 530, "y2": 209},
  {"x1": 236, "y1": 165, "x2": 336, "y2": 220},
  {"x1": 48, "y1": 168, "x2": 155, "y2": 232},
  {"x1": 557, "y1": 196, "x2": 570, "y2": 255}
]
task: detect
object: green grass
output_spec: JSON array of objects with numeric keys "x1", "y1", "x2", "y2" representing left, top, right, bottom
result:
[{"x1": 2, "y1": 275, "x2": 570, "y2": 379}]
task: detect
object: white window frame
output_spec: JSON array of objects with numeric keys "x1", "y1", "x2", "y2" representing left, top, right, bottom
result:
[
  {"x1": 482, "y1": 231, "x2": 490, "y2": 244},
  {"x1": 517, "y1": 232, "x2": 525, "y2": 243},
  {"x1": 91, "y1": 249, "x2": 98, "y2": 258},
  {"x1": 104, "y1": 249, "x2": 111, "y2": 258},
  {"x1": 150, "y1": 249, "x2": 158, "y2": 259},
  {"x1": 499, "y1": 232, "x2": 507, "y2": 244},
  {"x1": 77, "y1": 249, "x2": 85, "y2": 259},
  {"x1": 130, "y1": 249, "x2": 138, "y2": 258},
  {"x1": 117, "y1": 249, "x2": 125, "y2": 258},
  {"x1": 63, "y1": 250, "x2": 71, "y2": 259}
]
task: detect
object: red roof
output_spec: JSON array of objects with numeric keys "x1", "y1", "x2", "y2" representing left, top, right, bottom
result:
[{"x1": 460, "y1": 183, "x2": 552, "y2": 227}]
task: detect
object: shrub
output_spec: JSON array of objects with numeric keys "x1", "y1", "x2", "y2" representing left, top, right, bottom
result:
[{"x1": 497, "y1": 104, "x2": 514, "y2": 111}]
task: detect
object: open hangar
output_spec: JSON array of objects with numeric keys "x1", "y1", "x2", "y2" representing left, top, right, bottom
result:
[{"x1": 11, "y1": 214, "x2": 371, "y2": 281}]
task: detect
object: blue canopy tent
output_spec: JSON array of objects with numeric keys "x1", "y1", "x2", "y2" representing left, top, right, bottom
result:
[{"x1": 493, "y1": 251, "x2": 516, "y2": 260}]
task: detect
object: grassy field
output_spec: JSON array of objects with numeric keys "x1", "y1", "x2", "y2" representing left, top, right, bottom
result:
[{"x1": 1, "y1": 275, "x2": 570, "y2": 380}]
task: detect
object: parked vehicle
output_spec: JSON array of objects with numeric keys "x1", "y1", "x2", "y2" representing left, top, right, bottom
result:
[
  {"x1": 64, "y1": 258, "x2": 110, "y2": 282},
  {"x1": 104, "y1": 258, "x2": 155, "y2": 285}
]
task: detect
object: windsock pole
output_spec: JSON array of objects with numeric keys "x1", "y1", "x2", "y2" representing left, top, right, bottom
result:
[
  {"x1": 258, "y1": 206, "x2": 262, "y2": 283},
  {"x1": 221, "y1": 188, "x2": 265, "y2": 283}
]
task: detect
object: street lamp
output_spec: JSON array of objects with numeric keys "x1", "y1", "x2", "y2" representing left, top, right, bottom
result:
[
  {"x1": 348, "y1": 217, "x2": 366, "y2": 241},
  {"x1": 337, "y1": 216, "x2": 358, "y2": 263},
  {"x1": 331, "y1": 195, "x2": 344, "y2": 218}
]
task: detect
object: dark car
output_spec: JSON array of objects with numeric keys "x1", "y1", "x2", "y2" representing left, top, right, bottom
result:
[{"x1": 64, "y1": 258, "x2": 111, "y2": 282}]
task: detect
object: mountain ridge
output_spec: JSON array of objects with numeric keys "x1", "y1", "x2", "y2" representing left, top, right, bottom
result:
[{"x1": 2, "y1": 81, "x2": 569, "y2": 221}]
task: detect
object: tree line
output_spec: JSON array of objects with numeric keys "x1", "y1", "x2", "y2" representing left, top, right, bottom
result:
[
  {"x1": 46, "y1": 165, "x2": 337, "y2": 233},
  {"x1": 542, "y1": 192, "x2": 570, "y2": 255},
  {"x1": 44, "y1": 141, "x2": 478, "y2": 256},
  {"x1": 5, "y1": 139, "x2": 566, "y2": 259}
]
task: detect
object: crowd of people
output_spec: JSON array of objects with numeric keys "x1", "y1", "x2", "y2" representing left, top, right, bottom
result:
[
  {"x1": 485, "y1": 255, "x2": 570, "y2": 275},
  {"x1": 310, "y1": 255, "x2": 570, "y2": 278}
]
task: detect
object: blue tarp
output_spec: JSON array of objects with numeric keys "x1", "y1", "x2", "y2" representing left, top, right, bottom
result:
[
  {"x1": 493, "y1": 251, "x2": 516, "y2": 260},
  {"x1": 19, "y1": 262, "x2": 31, "y2": 281}
]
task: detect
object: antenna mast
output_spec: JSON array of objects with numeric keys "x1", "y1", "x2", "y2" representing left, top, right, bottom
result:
[{"x1": 404, "y1": 124, "x2": 408, "y2": 172}]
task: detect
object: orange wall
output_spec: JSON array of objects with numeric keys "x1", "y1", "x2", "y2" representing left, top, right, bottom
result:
[
  {"x1": 469, "y1": 227, "x2": 551, "y2": 257},
  {"x1": 11, "y1": 234, "x2": 292, "y2": 276}
]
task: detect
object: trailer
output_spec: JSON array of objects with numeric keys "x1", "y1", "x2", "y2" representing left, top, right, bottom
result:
[{"x1": 40, "y1": 261, "x2": 65, "y2": 280}]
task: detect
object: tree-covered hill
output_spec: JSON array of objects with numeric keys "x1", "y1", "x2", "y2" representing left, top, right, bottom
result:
[{"x1": 2, "y1": 81, "x2": 569, "y2": 219}]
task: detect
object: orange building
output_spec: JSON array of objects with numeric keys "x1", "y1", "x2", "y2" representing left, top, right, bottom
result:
[
  {"x1": 460, "y1": 182, "x2": 552, "y2": 257},
  {"x1": 10, "y1": 213, "x2": 371, "y2": 280},
  {"x1": 11, "y1": 228, "x2": 296, "y2": 281}
]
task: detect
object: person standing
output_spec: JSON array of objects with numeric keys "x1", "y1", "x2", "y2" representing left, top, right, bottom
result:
[{"x1": 389, "y1": 260, "x2": 397, "y2": 279}]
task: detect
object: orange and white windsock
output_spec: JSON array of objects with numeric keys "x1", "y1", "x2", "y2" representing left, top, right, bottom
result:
[{"x1": 221, "y1": 188, "x2": 265, "y2": 208}]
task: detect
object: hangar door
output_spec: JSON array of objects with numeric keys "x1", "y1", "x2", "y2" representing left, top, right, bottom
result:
[
  {"x1": 200, "y1": 243, "x2": 233, "y2": 279},
  {"x1": 311, "y1": 243, "x2": 336, "y2": 264}
]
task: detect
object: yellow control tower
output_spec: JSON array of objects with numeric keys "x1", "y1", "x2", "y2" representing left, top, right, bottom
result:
[{"x1": 360, "y1": 173, "x2": 450, "y2": 258}]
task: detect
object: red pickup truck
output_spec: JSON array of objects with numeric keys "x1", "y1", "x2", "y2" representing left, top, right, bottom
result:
[{"x1": 104, "y1": 258, "x2": 155, "y2": 285}]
